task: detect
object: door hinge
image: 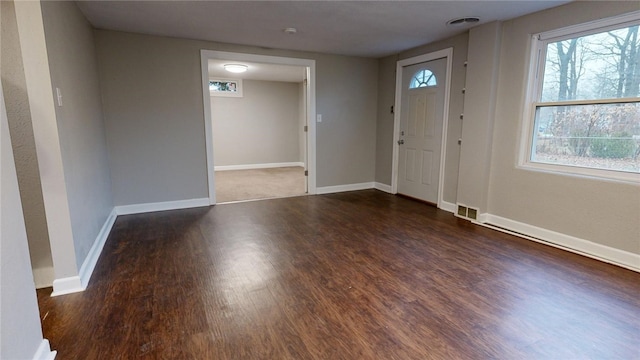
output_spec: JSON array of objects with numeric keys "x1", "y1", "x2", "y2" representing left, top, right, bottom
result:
[
  {"x1": 304, "y1": 170, "x2": 308, "y2": 176},
  {"x1": 304, "y1": 125, "x2": 308, "y2": 132}
]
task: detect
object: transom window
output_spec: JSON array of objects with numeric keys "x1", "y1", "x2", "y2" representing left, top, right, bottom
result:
[
  {"x1": 522, "y1": 13, "x2": 640, "y2": 181},
  {"x1": 410, "y1": 69, "x2": 437, "y2": 88}
]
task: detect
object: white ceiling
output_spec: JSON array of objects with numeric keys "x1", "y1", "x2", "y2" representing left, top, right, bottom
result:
[
  {"x1": 76, "y1": 0, "x2": 572, "y2": 58},
  {"x1": 208, "y1": 59, "x2": 306, "y2": 82}
]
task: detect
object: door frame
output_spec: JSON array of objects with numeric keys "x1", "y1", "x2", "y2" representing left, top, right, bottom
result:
[
  {"x1": 391, "y1": 48, "x2": 453, "y2": 208},
  {"x1": 200, "y1": 50, "x2": 317, "y2": 204}
]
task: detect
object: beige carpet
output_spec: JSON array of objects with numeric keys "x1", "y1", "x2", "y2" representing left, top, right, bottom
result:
[{"x1": 215, "y1": 166, "x2": 306, "y2": 203}]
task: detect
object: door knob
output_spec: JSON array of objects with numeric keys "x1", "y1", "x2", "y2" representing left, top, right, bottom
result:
[{"x1": 397, "y1": 139, "x2": 405, "y2": 145}]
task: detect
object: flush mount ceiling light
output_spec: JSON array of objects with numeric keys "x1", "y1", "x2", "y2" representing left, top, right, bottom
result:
[
  {"x1": 446, "y1": 17, "x2": 480, "y2": 26},
  {"x1": 283, "y1": 27, "x2": 297, "y2": 34},
  {"x1": 224, "y1": 64, "x2": 248, "y2": 73}
]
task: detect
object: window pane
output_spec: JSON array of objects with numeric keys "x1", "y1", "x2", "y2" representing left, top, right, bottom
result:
[
  {"x1": 209, "y1": 80, "x2": 237, "y2": 92},
  {"x1": 410, "y1": 69, "x2": 437, "y2": 89},
  {"x1": 531, "y1": 102, "x2": 640, "y2": 173},
  {"x1": 541, "y1": 25, "x2": 640, "y2": 102}
]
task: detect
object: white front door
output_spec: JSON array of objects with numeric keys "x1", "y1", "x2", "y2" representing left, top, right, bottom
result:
[{"x1": 397, "y1": 58, "x2": 446, "y2": 203}]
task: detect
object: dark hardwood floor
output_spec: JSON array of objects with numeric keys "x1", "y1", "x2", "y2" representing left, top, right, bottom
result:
[{"x1": 37, "y1": 190, "x2": 640, "y2": 359}]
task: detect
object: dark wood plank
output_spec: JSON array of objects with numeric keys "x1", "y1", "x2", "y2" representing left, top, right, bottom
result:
[{"x1": 37, "y1": 190, "x2": 640, "y2": 359}]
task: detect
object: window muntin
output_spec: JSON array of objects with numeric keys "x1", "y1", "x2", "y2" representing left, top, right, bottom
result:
[
  {"x1": 410, "y1": 69, "x2": 437, "y2": 88},
  {"x1": 525, "y1": 18, "x2": 640, "y2": 179}
]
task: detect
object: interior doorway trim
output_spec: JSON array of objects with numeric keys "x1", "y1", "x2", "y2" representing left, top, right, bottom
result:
[
  {"x1": 200, "y1": 50, "x2": 317, "y2": 204},
  {"x1": 391, "y1": 48, "x2": 453, "y2": 209}
]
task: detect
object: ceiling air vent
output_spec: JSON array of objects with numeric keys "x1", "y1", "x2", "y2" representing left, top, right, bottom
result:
[{"x1": 447, "y1": 17, "x2": 480, "y2": 26}]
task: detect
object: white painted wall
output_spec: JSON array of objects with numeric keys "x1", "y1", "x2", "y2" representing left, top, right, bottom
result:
[
  {"x1": 1, "y1": 66, "x2": 55, "y2": 360},
  {"x1": 96, "y1": 30, "x2": 378, "y2": 206},
  {"x1": 211, "y1": 79, "x2": 302, "y2": 167}
]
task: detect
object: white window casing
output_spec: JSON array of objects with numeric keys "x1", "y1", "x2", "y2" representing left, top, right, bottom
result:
[{"x1": 519, "y1": 11, "x2": 640, "y2": 184}]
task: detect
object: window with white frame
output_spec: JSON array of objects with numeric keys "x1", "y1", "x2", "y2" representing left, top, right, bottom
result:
[{"x1": 523, "y1": 13, "x2": 640, "y2": 180}]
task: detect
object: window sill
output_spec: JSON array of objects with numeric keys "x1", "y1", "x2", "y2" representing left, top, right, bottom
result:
[{"x1": 517, "y1": 161, "x2": 640, "y2": 185}]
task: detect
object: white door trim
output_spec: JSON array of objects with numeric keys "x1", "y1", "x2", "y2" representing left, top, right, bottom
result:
[
  {"x1": 200, "y1": 50, "x2": 317, "y2": 204},
  {"x1": 392, "y1": 48, "x2": 453, "y2": 209}
]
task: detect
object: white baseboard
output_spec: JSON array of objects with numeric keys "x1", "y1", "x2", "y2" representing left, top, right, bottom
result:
[
  {"x1": 481, "y1": 214, "x2": 640, "y2": 272},
  {"x1": 33, "y1": 339, "x2": 56, "y2": 360},
  {"x1": 477, "y1": 213, "x2": 490, "y2": 224},
  {"x1": 374, "y1": 182, "x2": 393, "y2": 193},
  {"x1": 52, "y1": 199, "x2": 210, "y2": 296},
  {"x1": 214, "y1": 162, "x2": 304, "y2": 171},
  {"x1": 316, "y1": 182, "x2": 375, "y2": 195},
  {"x1": 33, "y1": 266, "x2": 54, "y2": 289},
  {"x1": 79, "y1": 208, "x2": 117, "y2": 289},
  {"x1": 439, "y1": 200, "x2": 457, "y2": 213},
  {"x1": 51, "y1": 276, "x2": 83, "y2": 297},
  {"x1": 115, "y1": 198, "x2": 210, "y2": 215}
]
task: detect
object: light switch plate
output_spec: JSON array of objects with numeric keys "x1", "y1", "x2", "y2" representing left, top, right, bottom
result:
[{"x1": 56, "y1": 87, "x2": 63, "y2": 107}]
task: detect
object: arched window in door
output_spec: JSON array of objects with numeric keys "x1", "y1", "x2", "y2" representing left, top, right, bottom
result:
[{"x1": 409, "y1": 69, "x2": 437, "y2": 88}]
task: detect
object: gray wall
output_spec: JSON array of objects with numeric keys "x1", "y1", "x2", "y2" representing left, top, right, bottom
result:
[
  {"x1": 485, "y1": 1, "x2": 640, "y2": 254},
  {"x1": 41, "y1": 1, "x2": 114, "y2": 271},
  {"x1": 13, "y1": 0, "x2": 79, "y2": 283},
  {"x1": 211, "y1": 79, "x2": 301, "y2": 167},
  {"x1": 1, "y1": 0, "x2": 53, "y2": 287},
  {"x1": 457, "y1": 22, "x2": 502, "y2": 212},
  {"x1": 95, "y1": 30, "x2": 378, "y2": 205},
  {"x1": 374, "y1": 54, "x2": 397, "y2": 186},
  {"x1": 374, "y1": 2, "x2": 638, "y2": 256},
  {"x1": 316, "y1": 54, "x2": 378, "y2": 187},
  {"x1": 1, "y1": 70, "x2": 51, "y2": 360},
  {"x1": 375, "y1": 32, "x2": 468, "y2": 204}
]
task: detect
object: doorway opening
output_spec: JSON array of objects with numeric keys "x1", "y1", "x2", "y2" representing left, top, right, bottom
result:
[
  {"x1": 200, "y1": 50, "x2": 316, "y2": 204},
  {"x1": 392, "y1": 48, "x2": 453, "y2": 208}
]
